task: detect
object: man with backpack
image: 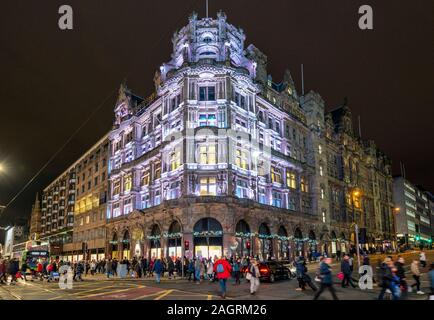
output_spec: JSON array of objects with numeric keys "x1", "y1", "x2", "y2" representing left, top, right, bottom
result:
[{"x1": 213, "y1": 256, "x2": 232, "y2": 299}]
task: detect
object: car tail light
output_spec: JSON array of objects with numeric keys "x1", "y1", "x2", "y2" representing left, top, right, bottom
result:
[{"x1": 259, "y1": 268, "x2": 269, "y2": 273}]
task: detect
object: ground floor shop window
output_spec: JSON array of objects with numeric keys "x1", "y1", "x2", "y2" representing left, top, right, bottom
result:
[{"x1": 193, "y1": 218, "x2": 223, "y2": 259}]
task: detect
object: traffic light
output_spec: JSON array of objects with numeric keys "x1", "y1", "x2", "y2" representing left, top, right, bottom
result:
[
  {"x1": 246, "y1": 241, "x2": 251, "y2": 250},
  {"x1": 415, "y1": 235, "x2": 420, "y2": 241},
  {"x1": 184, "y1": 240, "x2": 189, "y2": 251}
]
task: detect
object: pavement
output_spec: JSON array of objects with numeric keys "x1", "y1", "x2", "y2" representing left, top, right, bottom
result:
[{"x1": 0, "y1": 250, "x2": 431, "y2": 300}]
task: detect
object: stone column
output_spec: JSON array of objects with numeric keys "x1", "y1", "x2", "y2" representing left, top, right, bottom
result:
[{"x1": 223, "y1": 232, "x2": 236, "y2": 258}]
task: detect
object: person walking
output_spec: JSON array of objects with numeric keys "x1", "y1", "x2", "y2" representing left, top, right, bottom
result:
[
  {"x1": 249, "y1": 258, "x2": 260, "y2": 295},
  {"x1": 378, "y1": 257, "x2": 400, "y2": 300},
  {"x1": 207, "y1": 258, "x2": 214, "y2": 282},
  {"x1": 105, "y1": 259, "x2": 113, "y2": 278},
  {"x1": 153, "y1": 259, "x2": 164, "y2": 284},
  {"x1": 394, "y1": 256, "x2": 408, "y2": 299},
  {"x1": 214, "y1": 256, "x2": 232, "y2": 299},
  {"x1": 167, "y1": 258, "x2": 174, "y2": 279},
  {"x1": 313, "y1": 257, "x2": 338, "y2": 300},
  {"x1": 187, "y1": 258, "x2": 195, "y2": 281},
  {"x1": 0, "y1": 259, "x2": 6, "y2": 284},
  {"x1": 419, "y1": 250, "x2": 426, "y2": 268},
  {"x1": 232, "y1": 258, "x2": 241, "y2": 285},
  {"x1": 410, "y1": 259, "x2": 424, "y2": 295},
  {"x1": 341, "y1": 255, "x2": 356, "y2": 288},
  {"x1": 428, "y1": 262, "x2": 434, "y2": 299},
  {"x1": 194, "y1": 257, "x2": 202, "y2": 284},
  {"x1": 295, "y1": 257, "x2": 306, "y2": 291}
]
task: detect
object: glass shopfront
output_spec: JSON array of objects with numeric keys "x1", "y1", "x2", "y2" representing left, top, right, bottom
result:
[
  {"x1": 307, "y1": 230, "x2": 317, "y2": 261},
  {"x1": 277, "y1": 226, "x2": 289, "y2": 260},
  {"x1": 149, "y1": 224, "x2": 162, "y2": 259},
  {"x1": 258, "y1": 223, "x2": 272, "y2": 261},
  {"x1": 194, "y1": 218, "x2": 223, "y2": 259},
  {"x1": 294, "y1": 228, "x2": 304, "y2": 257},
  {"x1": 111, "y1": 233, "x2": 118, "y2": 259},
  {"x1": 122, "y1": 231, "x2": 130, "y2": 260},
  {"x1": 235, "y1": 220, "x2": 251, "y2": 257},
  {"x1": 167, "y1": 221, "x2": 182, "y2": 259}
]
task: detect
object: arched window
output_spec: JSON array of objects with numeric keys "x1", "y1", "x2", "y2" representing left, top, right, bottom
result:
[
  {"x1": 167, "y1": 221, "x2": 182, "y2": 258},
  {"x1": 235, "y1": 220, "x2": 251, "y2": 257},
  {"x1": 258, "y1": 223, "x2": 272, "y2": 261},
  {"x1": 149, "y1": 224, "x2": 161, "y2": 259},
  {"x1": 278, "y1": 226, "x2": 289, "y2": 260},
  {"x1": 193, "y1": 218, "x2": 223, "y2": 259},
  {"x1": 294, "y1": 228, "x2": 304, "y2": 258},
  {"x1": 122, "y1": 230, "x2": 130, "y2": 260}
]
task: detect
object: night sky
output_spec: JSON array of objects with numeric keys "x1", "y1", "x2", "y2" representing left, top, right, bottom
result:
[{"x1": 0, "y1": 0, "x2": 433, "y2": 231}]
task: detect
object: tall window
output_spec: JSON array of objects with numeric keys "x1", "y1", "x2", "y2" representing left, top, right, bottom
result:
[
  {"x1": 141, "y1": 169, "x2": 150, "y2": 186},
  {"x1": 154, "y1": 162, "x2": 161, "y2": 179},
  {"x1": 113, "y1": 180, "x2": 120, "y2": 196},
  {"x1": 141, "y1": 194, "x2": 150, "y2": 209},
  {"x1": 199, "y1": 86, "x2": 215, "y2": 101},
  {"x1": 235, "y1": 149, "x2": 248, "y2": 169},
  {"x1": 113, "y1": 203, "x2": 120, "y2": 217},
  {"x1": 272, "y1": 191, "x2": 282, "y2": 208},
  {"x1": 321, "y1": 186, "x2": 325, "y2": 199},
  {"x1": 236, "y1": 180, "x2": 249, "y2": 199},
  {"x1": 271, "y1": 166, "x2": 282, "y2": 184},
  {"x1": 170, "y1": 150, "x2": 181, "y2": 171},
  {"x1": 124, "y1": 175, "x2": 132, "y2": 193},
  {"x1": 318, "y1": 145, "x2": 322, "y2": 154},
  {"x1": 301, "y1": 177, "x2": 309, "y2": 192},
  {"x1": 319, "y1": 165, "x2": 324, "y2": 176},
  {"x1": 199, "y1": 144, "x2": 216, "y2": 164},
  {"x1": 258, "y1": 187, "x2": 267, "y2": 204},
  {"x1": 123, "y1": 198, "x2": 132, "y2": 214},
  {"x1": 286, "y1": 172, "x2": 296, "y2": 189},
  {"x1": 199, "y1": 177, "x2": 217, "y2": 196},
  {"x1": 322, "y1": 209, "x2": 326, "y2": 223}
]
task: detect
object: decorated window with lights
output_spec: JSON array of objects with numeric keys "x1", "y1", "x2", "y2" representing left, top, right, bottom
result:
[
  {"x1": 168, "y1": 181, "x2": 181, "y2": 200},
  {"x1": 199, "y1": 144, "x2": 216, "y2": 165},
  {"x1": 154, "y1": 189, "x2": 161, "y2": 206}
]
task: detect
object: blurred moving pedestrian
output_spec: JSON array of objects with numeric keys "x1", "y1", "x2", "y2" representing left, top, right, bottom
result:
[{"x1": 313, "y1": 257, "x2": 338, "y2": 300}]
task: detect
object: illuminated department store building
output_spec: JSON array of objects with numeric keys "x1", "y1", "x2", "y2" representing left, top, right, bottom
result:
[{"x1": 105, "y1": 12, "x2": 395, "y2": 261}]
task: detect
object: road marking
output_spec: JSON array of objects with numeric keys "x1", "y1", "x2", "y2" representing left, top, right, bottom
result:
[
  {"x1": 78, "y1": 286, "x2": 143, "y2": 299},
  {"x1": 132, "y1": 291, "x2": 165, "y2": 300},
  {"x1": 154, "y1": 289, "x2": 174, "y2": 300}
]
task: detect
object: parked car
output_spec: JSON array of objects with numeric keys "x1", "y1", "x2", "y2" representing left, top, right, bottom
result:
[{"x1": 242, "y1": 261, "x2": 292, "y2": 282}]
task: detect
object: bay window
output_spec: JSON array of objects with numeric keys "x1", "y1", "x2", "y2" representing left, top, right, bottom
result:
[
  {"x1": 236, "y1": 180, "x2": 249, "y2": 199},
  {"x1": 199, "y1": 144, "x2": 216, "y2": 164},
  {"x1": 141, "y1": 169, "x2": 150, "y2": 186},
  {"x1": 271, "y1": 166, "x2": 282, "y2": 184},
  {"x1": 272, "y1": 191, "x2": 282, "y2": 208},
  {"x1": 199, "y1": 86, "x2": 215, "y2": 101},
  {"x1": 170, "y1": 150, "x2": 181, "y2": 171},
  {"x1": 235, "y1": 149, "x2": 249, "y2": 170},
  {"x1": 113, "y1": 180, "x2": 120, "y2": 196},
  {"x1": 199, "y1": 177, "x2": 217, "y2": 196}
]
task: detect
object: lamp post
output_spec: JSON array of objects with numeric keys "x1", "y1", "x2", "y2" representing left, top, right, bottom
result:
[{"x1": 351, "y1": 222, "x2": 361, "y2": 270}]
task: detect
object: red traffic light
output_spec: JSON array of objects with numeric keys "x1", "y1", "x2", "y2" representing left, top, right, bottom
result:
[
  {"x1": 184, "y1": 240, "x2": 189, "y2": 250},
  {"x1": 246, "y1": 241, "x2": 251, "y2": 249}
]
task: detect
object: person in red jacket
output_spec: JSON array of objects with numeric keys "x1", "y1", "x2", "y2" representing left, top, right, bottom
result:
[{"x1": 213, "y1": 256, "x2": 232, "y2": 299}]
